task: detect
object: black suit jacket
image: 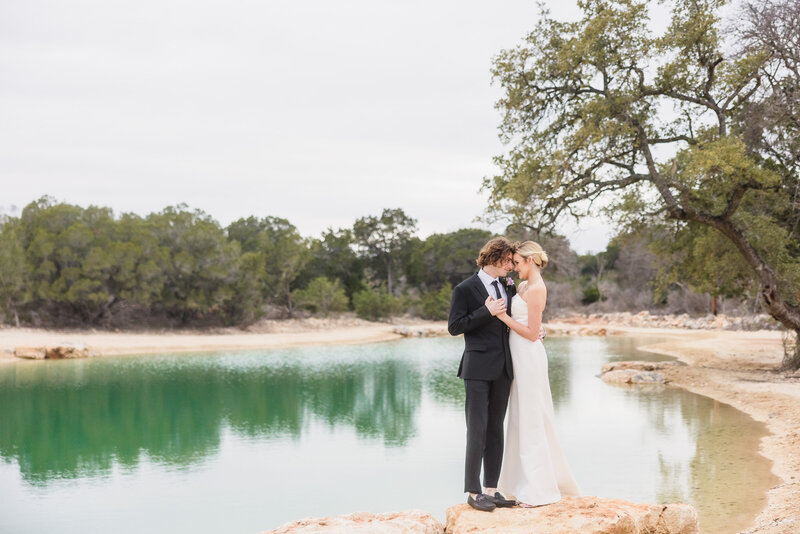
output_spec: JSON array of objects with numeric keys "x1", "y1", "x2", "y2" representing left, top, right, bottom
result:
[{"x1": 448, "y1": 273, "x2": 515, "y2": 381}]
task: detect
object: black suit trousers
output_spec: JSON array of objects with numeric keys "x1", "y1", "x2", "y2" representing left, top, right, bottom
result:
[{"x1": 463, "y1": 372, "x2": 511, "y2": 494}]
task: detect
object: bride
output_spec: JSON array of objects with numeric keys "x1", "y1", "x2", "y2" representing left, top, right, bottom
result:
[{"x1": 495, "y1": 240, "x2": 580, "y2": 507}]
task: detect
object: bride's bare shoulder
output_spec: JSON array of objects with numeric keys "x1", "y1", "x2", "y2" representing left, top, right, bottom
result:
[
  {"x1": 518, "y1": 280, "x2": 545, "y2": 301},
  {"x1": 522, "y1": 280, "x2": 547, "y2": 308},
  {"x1": 526, "y1": 280, "x2": 546, "y2": 293}
]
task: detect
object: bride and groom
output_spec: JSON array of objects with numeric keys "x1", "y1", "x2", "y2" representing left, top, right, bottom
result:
[{"x1": 448, "y1": 237, "x2": 580, "y2": 511}]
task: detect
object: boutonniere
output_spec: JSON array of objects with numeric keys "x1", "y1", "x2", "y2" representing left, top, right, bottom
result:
[{"x1": 502, "y1": 277, "x2": 514, "y2": 288}]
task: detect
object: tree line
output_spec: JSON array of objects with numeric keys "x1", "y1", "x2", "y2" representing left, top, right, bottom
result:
[
  {"x1": 0, "y1": 199, "x2": 489, "y2": 327},
  {"x1": 0, "y1": 197, "x2": 764, "y2": 330}
]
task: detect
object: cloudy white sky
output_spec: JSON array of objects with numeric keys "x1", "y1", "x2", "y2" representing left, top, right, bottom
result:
[{"x1": 0, "y1": 0, "x2": 613, "y2": 253}]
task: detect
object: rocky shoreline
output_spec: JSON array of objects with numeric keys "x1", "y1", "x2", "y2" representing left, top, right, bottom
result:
[
  {"x1": 266, "y1": 497, "x2": 700, "y2": 533},
  {"x1": 633, "y1": 334, "x2": 799, "y2": 534},
  {"x1": 552, "y1": 311, "x2": 780, "y2": 331}
]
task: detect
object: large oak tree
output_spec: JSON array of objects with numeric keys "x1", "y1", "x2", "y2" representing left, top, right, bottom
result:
[{"x1": 485, "y1": 0, "x2": 800, "y2": 368}]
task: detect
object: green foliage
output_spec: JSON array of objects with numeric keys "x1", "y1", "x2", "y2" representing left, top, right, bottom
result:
[
  {"x1": 299, "y1": 228, "x2": 365, "y2": 303},
  {"x1": 581, "y1": 284, "x2": 602, "y2": 305},
  {"x1": 352, "y1": 208, "x2": 417, "y2": 295},
  {"x1": 147, "y1": 206, "x2": 238, "y2": 324},
  {"x1": 404, "y1": 229, "x2": 492, "y2": 290},
  {"x1": 650, "y1": 223, "x2": 756, "y2": 300},
  {"x1": 353, "y1": 287, "x2": 398, "y2": 321},
  {"x1": 485, "y1": 0, "x2": 800, "y2": 365},
  {"x1": 0, "y1": 220, "x2": 27, "y2": 325},
  {"x1": 9, "y1": 192, "x2": 777, "y2": 330},
  {"x1": 292, "y1": 277, "x2": 349, "y2": 316},
  {"x1": 227, "y1": 216, "x2": 309, "y2": 316},
  {"x1": 418, "y1": 284, "x2": 452, "y2": 320},
  {"x1": 229, "y1": 251, "x2": 267, "y2": 326},
  {"x1": 18, "y1": 198, "x2": 172, "y2": 325}
]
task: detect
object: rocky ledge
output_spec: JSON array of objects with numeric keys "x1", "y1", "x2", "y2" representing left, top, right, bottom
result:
[
  {"x1": 600, "y1": 360, "x2": 687, "y2": 385},
  {"x1": 13, "y1": 344, "x2": 90, "y2": 360},
  {"x1": 393, "y1": 325, "x2": 448, "y2": 338},
  {"x1": 446, "y1": 497, "x2": 699, "y2": 533},
  {"x1": 265, "y1": 497, "x2": 699, "y2": 533},
  {"x1": 264, "y1": 510, "x2": 443, "y2": 533},
  {"x1": 552, "y1": 311, "x2": 778, "y2": 331}
]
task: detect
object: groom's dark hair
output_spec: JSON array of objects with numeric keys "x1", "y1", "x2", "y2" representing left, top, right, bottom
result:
[{"x1": 476, "y1": 237, "x2": 513, "y2": 267}]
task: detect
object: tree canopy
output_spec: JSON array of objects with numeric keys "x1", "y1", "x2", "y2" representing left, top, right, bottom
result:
[{"x1": 485, "y1": 0, "x2": 800, "y2": 368}]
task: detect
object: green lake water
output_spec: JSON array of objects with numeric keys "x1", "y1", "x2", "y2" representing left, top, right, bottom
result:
[{"x1": 0, "y1": 336, "x2": 776, "y2": 533}]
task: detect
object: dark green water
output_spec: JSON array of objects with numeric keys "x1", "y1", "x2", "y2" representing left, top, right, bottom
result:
[{"x1": 0, "y1": 337, "x2": 775, "y2": 533}]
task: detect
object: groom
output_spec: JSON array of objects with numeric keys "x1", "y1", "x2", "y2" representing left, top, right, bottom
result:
[{"x1": 447, "y1": 237, "x2": 517, "y2": 512}]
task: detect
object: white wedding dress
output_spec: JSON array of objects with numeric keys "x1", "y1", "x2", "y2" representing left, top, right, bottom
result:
[{"x1": 498, "y1": 294, "x2": 580, "y2": 505}]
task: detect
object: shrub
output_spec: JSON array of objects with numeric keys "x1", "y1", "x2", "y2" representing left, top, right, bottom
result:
[
  {"x1": 419, "y1": 284, "x2": 452, "y2": 320},
  {"x1": 292, "y1": 277, "x2": 348, "y2": 316},
  {"x1": 353, "y1": 287, "x2": 396, "y2": 320},
  {"x1": 581, "y1": 284, "x2": 601, "y2": 305}
]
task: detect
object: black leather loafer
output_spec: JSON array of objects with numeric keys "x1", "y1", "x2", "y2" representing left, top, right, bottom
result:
[
  {"x1": 467, "y1": 493, "x2": 496, "y2": 512},
  {"x1": 488, "y1": 492, "x2": 517, "y2": 508}
]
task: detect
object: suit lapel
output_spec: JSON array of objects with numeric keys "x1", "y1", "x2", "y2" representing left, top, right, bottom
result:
[{"x1": 469, "y1": 273, "x2": 488, "y2": 303}]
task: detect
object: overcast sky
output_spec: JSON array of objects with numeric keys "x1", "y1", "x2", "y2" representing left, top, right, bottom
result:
[{"x1": 0, "y1": 0, "x2": 613, "y2": 253}]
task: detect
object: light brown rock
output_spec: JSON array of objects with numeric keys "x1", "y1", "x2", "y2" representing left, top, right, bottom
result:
[
  {"x1": 44, "y1": 344, "x2": 89, "y2": 359},
  {"x1": 393, "y1": 326, "x2": 448, "y2": 338},
  {"x1": 14, "y1": 346, "x2": 46, "y2": 359},
  {"x1": 445, "y1": 497, "x2": 699, "y2": 534},
  {"x1": 601, "y1": 369, "x2": 667, "y2": 384},
  {"x1": 601, "y1": 360, "x2": 686, "y2": 374},
  {"x1": 265, "y1": 510, "x2": 444, "y2": 533}
]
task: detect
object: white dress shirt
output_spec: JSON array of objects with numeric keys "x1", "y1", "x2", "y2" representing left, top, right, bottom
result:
[{"x1": 477, "y1": 268, "x2": 507, "y2": 302}]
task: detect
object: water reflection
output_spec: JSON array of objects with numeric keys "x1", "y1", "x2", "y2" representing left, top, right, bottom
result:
[
  {"x1": 0, "y1": 337, "x2": 776, "y2": 534},
  {"x1": 0, "y1": 355, "x2": 422, "y2": 484},
  {"x1": 425, "y1": 362, "x2": 462, "y2": 406}
]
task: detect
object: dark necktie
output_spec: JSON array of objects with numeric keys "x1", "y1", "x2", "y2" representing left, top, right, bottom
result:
[{"x1": 491, "y1": 280, "x2": 502, "y2": 300}]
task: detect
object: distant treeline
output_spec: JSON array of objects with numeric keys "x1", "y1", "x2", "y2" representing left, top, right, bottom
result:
[{"x1": 0, "y1": 197, "x2": 757, "y2": 328}]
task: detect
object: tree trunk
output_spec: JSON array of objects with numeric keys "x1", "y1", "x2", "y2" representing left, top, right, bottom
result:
[
  {"x1": 710, "y1": 295, "x2": 718, "y2": 316},
  {"x1": 285, "y1": 282, "x2": 294, "y2": 318},
  {"x1": 658, "y1": 184, "x2": 800, "y2": 368},
  {"x1": 387, "y1": 259, "x2": 393, "y2": 295},
  {"x1": 783, "y1": 330, "x2": 800, "y2": 371},
  {"x1": 13, "y1": 305, "x2": 19, "y2": 328}
]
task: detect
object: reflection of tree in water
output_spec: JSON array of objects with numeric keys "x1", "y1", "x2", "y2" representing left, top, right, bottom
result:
[
  {"x1": 609, "y1": 385, "x2": 775, "y2": 534},
  {"x1": 0, "y1": 355, "x2": 422, "y2": 484},
  {"x1": 303, "y1": 360, "x2": 422, "y2": 446},
  {"x1": 686, "y1": 398, "x2": 776, "y2": 534},
  {"x1": 545, "y1": 350, "x2": 570, "y2": 410},
  {"x1": 425, "y1": 359, "x2": 462, "y2": 406},
  {"x1": 423, "y1": 346, "x2": 571, "y2": 412},
  {"x1": 0, "y1": 362, "x2": 225, "y2": 485}
]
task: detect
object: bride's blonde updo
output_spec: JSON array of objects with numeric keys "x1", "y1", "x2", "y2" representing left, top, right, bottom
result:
[{"x1": 513, "y1": 241, "x2": 548, "y2": 269}]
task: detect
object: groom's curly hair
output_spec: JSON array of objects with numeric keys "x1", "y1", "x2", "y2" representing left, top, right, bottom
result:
[{"x1": 476, "y1": 237, "x2": 513, "y2": 267}]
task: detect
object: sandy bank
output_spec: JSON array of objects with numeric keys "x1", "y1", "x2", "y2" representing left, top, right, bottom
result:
[
  {"x1": 629, "y1": 329, "x2": 800, "y2": 534},
  {"x1": 0, "y1": 321, "x2": 411, "y2": 360}
]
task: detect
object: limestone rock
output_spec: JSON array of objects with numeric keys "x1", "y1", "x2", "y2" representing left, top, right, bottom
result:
[
  {"x1": 445, "y1": 497, "x2": 698, "y2": 533},
  {"x1": 393, "y1": 326, "x2": 447, "y2": 338},
  {"x1": 14, "y1": 347, "x2": 46, "y2": 359},
  {"x1": 45, "y1": 344, "x2": 89, "y2": 359},
  {"x1": 543, "y1": 325, "x2": 610, "y2": 336},
  {"x1": 265, "y1": 510, "x2": 444, "y2": 533},
  {"x1": 601, "y1": 360, "x2": 686, "y2": 374},
  {"x1": 601, "y1": 369, "x2": 667, "y2": 384},
  {"x1": 550, "y1": 311, "x2": 778, "y2": 331}
]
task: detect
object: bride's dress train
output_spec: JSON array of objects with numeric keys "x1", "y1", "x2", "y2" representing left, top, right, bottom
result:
[{"x1": 498, "y1": 294, "x2": 580, "y2": 506}]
